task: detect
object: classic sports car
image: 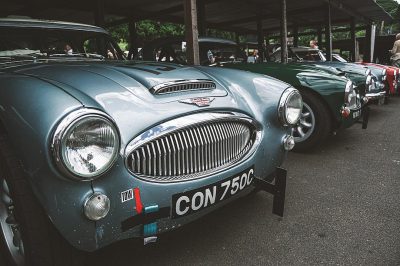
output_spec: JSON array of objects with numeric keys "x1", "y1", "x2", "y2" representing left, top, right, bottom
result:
[
  {"x1": 270, "y1": 46, "x2": 387, "y2": 104},
  {"x1": 143, "y1": 37, "x2": 369, "y2": 151},
  {"x1": 331, "y1": 54, "x2": 399, "y2": 96},
  {"x1": 0, "y1": 19, "x2": 302, "y2": 265},
  {"x1": 357, "y1": 62, "x2": 399, "y2": 95}
]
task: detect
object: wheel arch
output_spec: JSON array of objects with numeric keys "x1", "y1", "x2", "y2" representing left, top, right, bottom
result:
[{"x1": 295, "y1": 85, "x2": 340, "y2": 129}]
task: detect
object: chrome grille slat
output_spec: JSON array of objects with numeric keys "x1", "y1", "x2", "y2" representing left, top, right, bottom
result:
[{"x1": 127, "y1": 118, "x2": 257, "y2": 182}]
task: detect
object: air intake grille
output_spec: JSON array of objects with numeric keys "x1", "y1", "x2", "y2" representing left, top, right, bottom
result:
[
  {"x1": 151, "y1": 80, "x2": 216, "y2": 95},
  {"x1": 126, "y1": 119, "x2": 257, "y2": 182}
]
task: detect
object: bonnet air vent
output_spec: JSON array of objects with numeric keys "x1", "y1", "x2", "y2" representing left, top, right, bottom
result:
[{"x1": 150, "y1": 79, "x2": 216, "y2": 95}]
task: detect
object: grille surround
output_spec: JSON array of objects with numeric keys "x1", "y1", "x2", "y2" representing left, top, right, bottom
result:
[
  {"x1": 125, "y1": 112, "x2": 261, "y2": 183},
  {"x1": 150, "y1": 79, "x2": 216, "y2": 95}
]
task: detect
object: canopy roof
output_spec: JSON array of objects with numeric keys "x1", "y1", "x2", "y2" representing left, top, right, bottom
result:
[{"x1": 1, "y1": 0, "x2": 393, "y2": 33}]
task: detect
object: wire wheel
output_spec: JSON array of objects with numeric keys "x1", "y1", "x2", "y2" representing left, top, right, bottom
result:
[
  {"x1": 293, "y1": 102, "x2": 315, "y2": 143},
  {"x1": 0, "y1": 177, "x2": 25, "y2": 265}
]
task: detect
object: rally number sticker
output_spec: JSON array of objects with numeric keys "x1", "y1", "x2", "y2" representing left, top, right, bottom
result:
[{"x1": 172, "y1": 167, "x2": 254, "y2": 218}]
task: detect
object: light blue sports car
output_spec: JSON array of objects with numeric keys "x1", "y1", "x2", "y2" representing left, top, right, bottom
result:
[{"x1": 0, "y1": 19, "x2": 302, "y2": 265}]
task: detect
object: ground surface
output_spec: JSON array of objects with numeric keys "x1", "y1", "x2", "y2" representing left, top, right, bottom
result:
[{"x1": 1, "y1": 97, "x2": 399, "y2": 266}]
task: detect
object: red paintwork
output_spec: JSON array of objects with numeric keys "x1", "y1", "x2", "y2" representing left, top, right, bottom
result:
[{"x1": 357, "y1": 62, "x2": 399, "y2": 94}]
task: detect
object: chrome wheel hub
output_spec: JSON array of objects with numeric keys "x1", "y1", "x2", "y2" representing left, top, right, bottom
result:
[
  {"x1": 0, "y1": 177, "x2": 25, "y2": 265},
  {"x1": 293, "y1": 102, "x2": 315, "y2": 143}
]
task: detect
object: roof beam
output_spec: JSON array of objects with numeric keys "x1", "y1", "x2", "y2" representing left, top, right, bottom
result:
[{"x1": 323, "y1": 0, "x2": 371, "y2": 23}]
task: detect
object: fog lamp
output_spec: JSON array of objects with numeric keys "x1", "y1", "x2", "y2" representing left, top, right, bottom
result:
[
  {"x1": 283, "y1": 135, "x2": 295, "y2": 151},
  {"x1": 84, "y1": 193, "x2": 110, "y2": 221}
]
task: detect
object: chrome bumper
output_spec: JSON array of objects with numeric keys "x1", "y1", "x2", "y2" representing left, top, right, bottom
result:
[{"x1": 366, "y1": 91, "x2": 386, "y2": 100}]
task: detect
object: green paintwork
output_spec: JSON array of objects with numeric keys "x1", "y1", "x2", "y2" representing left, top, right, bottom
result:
[{"x1": 223, "y1": 62, "x2": 356, "y2": 126}]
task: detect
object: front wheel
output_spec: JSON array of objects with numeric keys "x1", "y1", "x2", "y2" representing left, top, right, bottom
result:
[
  {"x1": 293, "y1": 90, "x2": 332, "y2": 152},
  {"x1": 0, "y1": 131, "x2": 85, "y2": 266}
]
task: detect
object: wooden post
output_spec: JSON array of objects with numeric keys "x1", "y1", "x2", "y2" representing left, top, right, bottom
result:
[
  {"x1": 184, "y1": 0, "x2": 200, "y2": 65},
  {"x1": 317, "y1": 26, "x2": 323, "y2": 49},
  {"x1": 281, "y1": 0, "x2": 288, "y2": 63},
  {"x1": 257, "y1": 17, "x2": 264, "y2": 62},
  {"x1": 293, "y1": 26, "x2": 298, "y2": 47},
  {"x1": 235, "y1": 33, "x2": 240, "y2": 44},
  {"x1": 197, "y1": 0, "x2": 206, "y2": 36},
  {"x1": 325, "y1": 1, "x2": 332, "y2": 61},
  {"x1": 94, "y1": 0, "x2": 105, "y2": 27},
  {"x1": 265, "y1": 32, "x2": 270, "y2": 61},
  {"x1": 364, "y1": 23, "x2": 375, "y2": 63},
  {"x1": 128, "y1": 21, "x2": 138, "y2": 60},
  {"x1": 350, "y1": 18, "x2": 357, "y2": 62}
]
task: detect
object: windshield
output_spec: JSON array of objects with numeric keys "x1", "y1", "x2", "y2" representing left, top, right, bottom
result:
[
  {"x1": 270, "y1": 48, "x2": 327, "y2": 62},
  {"x1": 0, "y1": 27, "x2": 124, "y2": 61},
  {"x1": 144, "y1": 40, "x2": 246, "y2": 66},
  {"x1": 333, "y1": 54, "x2": 348, "y2": 63},
  {"x1": 293, "y1": 50, "x2": 326, "y2": 61}
]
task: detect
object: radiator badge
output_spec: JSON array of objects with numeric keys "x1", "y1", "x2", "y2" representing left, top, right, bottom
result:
[{"x1": 179, "y1": 97, "x2": 215, "y2": 107}]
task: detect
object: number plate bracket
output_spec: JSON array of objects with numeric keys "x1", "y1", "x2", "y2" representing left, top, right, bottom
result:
[{"x1": 253, "y1": 167, "x2": 287, "y2": 217}]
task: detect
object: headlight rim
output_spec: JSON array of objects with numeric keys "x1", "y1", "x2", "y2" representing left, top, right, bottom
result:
[
  {"x1": 278, "y1": 87, "x2": 303, "y2": 126},
  {"x1": 51, "y1": 108, "x2": 120, "y2": 181}
]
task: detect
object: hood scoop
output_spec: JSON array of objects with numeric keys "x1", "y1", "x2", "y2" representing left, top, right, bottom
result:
[{"x1": 150, "y1": 79, "x2": 216, "y2": 95}]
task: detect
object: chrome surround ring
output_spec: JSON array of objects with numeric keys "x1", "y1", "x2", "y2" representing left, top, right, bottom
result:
[
  {"x1": 278, "y1": 87, "x2": 303, "y2": 126},
  {"x1": 125, "y1": 112, "x2": 262, "y2": 183},
  {"x1": 51, "y1": 108, "x2": 120, "y2": 181}
]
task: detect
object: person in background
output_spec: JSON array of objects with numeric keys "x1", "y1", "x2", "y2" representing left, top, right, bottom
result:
[
  {"x1": 310, "y1": 40, "x2": 318, "y2": 49},
  {"x1": 390, "y1": 33, "x2": 400, "y2": 67},
  {"x1": 64, "y1": 44, "x2": 73, "y2": 55}
]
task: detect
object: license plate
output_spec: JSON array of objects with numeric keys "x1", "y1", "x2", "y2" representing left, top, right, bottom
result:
[
  {"x1": 353, "y1": 110, "x2": 361, "y2": 118},
  {"x1": 172, "y1": 167, "x2": 254, "y2": 218}
]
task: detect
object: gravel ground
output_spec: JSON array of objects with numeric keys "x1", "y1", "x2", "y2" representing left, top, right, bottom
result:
[{"x1": 1, "y1": 97, "x2": 399, "y2": 266}]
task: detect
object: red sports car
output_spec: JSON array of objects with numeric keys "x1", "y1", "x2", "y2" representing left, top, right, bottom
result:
[{"x1": 358, "y1": 62, "x2": 399, "y2": 95}]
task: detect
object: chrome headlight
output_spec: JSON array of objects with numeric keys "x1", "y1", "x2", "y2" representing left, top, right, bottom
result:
[
  {"x1": 278, "y1": 87, "x2": 303, "y2": 126},
  {"x1": 365, "y1": 75, "x2": 372, "y2": 86},
  {"x1": 382, "y1": 69, "x2": 387, "y2": 81},
  {"x1": 52, "y1": 109, "x2": 120, "y2": 181},
  {"x1": 344, "y1": 80, "x2": 357, "y2": 108}
]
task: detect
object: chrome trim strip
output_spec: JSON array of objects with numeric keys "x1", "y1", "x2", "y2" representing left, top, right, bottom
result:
[{"x1": 125, "y1": 112, "x2": 261, "y2": 183}]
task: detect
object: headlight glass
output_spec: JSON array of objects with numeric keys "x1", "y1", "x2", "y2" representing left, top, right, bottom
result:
[
  {"x1": 52, "y1": 109, "x2": 119, "y2": 181},
  {"x1": 344, "y1": 80, "x2": 357, "y2": 108},
  {"x1": 278, "y1": 87, "x2": 303, "y2": 126}
]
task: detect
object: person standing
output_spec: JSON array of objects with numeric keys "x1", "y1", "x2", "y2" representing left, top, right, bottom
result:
[{"x1": 390, "y1": 33, "x2": 400, "y2": 67}]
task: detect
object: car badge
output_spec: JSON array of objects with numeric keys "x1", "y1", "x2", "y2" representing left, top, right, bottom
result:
[{"x1": 179, "y1": 97, "x2": 215, "y2": 107}]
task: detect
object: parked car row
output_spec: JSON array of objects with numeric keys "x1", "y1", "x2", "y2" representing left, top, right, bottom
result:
[{"x1": 0, "y1": 19, "x2": 392, "y2": 266}]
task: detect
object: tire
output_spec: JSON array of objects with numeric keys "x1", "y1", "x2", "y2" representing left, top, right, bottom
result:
[
  {"x1": 293, "y1": 90, "x2": 332, "y2": 152},
  {"x1": 0, "y1": 129, "x2": 85, "y2": 266}
]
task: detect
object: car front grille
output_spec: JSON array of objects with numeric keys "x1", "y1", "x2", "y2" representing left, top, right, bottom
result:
[
  {"x1": 126, "y1": 113, "x2": 259, "y2": 182},
  {"x1": 150, "y1": 80, "x2": 216, "y2": 95}
]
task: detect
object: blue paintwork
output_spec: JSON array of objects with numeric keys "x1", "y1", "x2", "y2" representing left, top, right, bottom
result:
[{"x1": 0, "y1": 59, "x2": 291, "y2": 251}]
